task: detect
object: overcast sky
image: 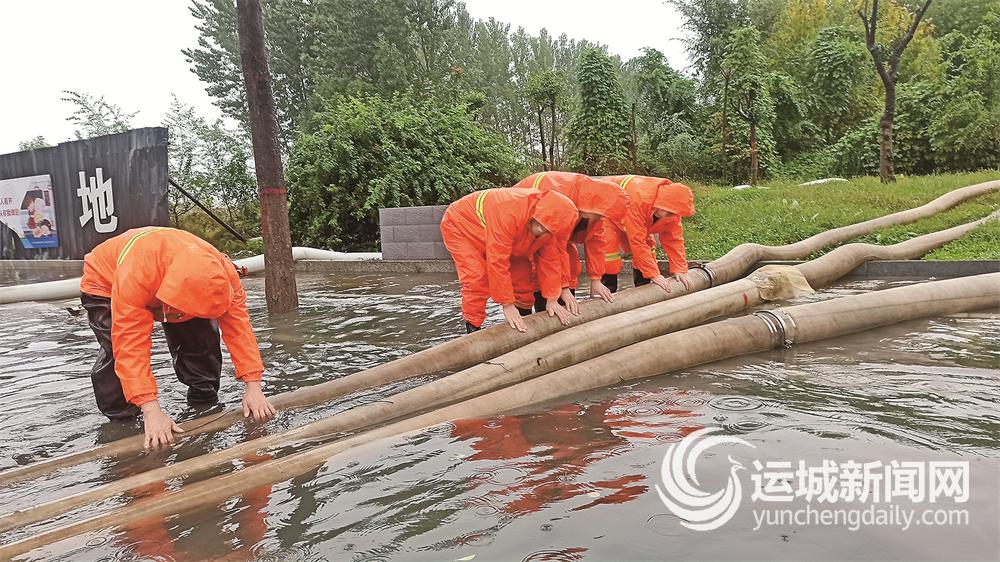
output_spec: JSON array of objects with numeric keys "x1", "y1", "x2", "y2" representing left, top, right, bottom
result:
[{"x1": 0, "y1": 0, "x2": 690, "y2": 154}]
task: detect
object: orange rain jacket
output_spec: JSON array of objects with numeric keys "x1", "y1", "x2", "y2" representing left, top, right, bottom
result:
[
  {"x1": 440, "y1": 188, "x2": 578, "y2": 327},
  {"x1": 80, "y1": 227, "x2": 264, "y2": 406},
  {"x1": 513, "y1": 172, "x2": 628, "y2": 286},
  {"x1": 606, "y1": 175, "x2": 695, "y2": 279}
]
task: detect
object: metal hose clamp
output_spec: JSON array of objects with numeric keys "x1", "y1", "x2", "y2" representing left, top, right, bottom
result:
[
  {"x1": 753, "y1": 309, "x2": 794, "y2": 348},
  {"x1": 693, "y1": 263, "x2": 717, "y2": 287}
]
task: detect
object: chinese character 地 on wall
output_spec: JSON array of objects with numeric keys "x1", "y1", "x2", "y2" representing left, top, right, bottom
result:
[{"x1": 78, "y1": 167, "x2": 118, "y2": 234}]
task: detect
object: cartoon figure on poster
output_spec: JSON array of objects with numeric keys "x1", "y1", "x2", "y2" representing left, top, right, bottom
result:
[{"x1": 0, "y1": 174, "x2": 60, "y2": 249}]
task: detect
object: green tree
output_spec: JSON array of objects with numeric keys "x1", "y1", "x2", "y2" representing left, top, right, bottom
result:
[
  {"x1": 526, "y1": 69, "x2": 564, "y2": 170},
  {"x1": 17, "y1": 137, "x2": 50, "y2": 151},
  {"x1": 928, "y1": 19, "x2": 1000, "y2": 169},
  {"x1": 621, "y1": 48, "x2": 699, "y2": 176},
  {"x1": 565, "y1": 48, "x2": 631, "y2": 175},
  {"x1": 162, "y1": 96, "x2": 258, "y2": 238},
  {"x1": 62, "y1": 90, "x2": 137, "y2": 139},
  {"x1": 922, "y1": 0, "x2": 1000, "y2": 36},
  {"x1": 286, "y1": 94, "x2": 520, "y2": 250},
  {"x1": 858, "y1": 0, "x2": 934, "y2": 183},
  {"x1": 804, "y1": 27, "x2": 877, "y2": 142},
  {"x1": 723, "y1": 27, "x2": 778, "y2": 184}
]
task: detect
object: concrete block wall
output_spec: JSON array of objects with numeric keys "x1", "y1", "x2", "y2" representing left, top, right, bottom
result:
[{"x1": 379, "y1": 205, "x2": 450, "y2": 260}]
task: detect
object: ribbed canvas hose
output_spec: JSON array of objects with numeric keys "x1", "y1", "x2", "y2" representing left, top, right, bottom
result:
[
  {"x1": 2, "y1": 272, "x2": 995, "y2": 559},
  {"x1": 2, "y1": 210, "x2": 995, "y2": 537},
  {"x1": 1, "y1": 180, "x2": 996, "y2": 488}
]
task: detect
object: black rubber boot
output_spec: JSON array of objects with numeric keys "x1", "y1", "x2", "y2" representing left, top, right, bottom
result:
[
  {"x1": 465, "y1": 321, "x2": 481, "y2": 333},
  {"x1": 601, "y1": 273, "x2": 619, "y2": 293},
  {"x1": 633, "y1": 269, "x2": 651, "y2": 287},
  {"x1": 516, "y1": 306, "x2": 533, "y2": 317}
]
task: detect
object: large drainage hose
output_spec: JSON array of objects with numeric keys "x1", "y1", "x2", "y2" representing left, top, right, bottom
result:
[
  {"x1": 3, "y1": 180, "x2": 995, "y2": 488},
  {"x1": 2, "y1": 272, "x2": 995, "y2": 558},
  {"x1": 2, "y1": 211, "x2": 994, "y2": 535}
]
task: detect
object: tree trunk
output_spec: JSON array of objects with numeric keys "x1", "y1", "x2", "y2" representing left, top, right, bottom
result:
[
  {"x1": 879, "y1": 85, "x2": 897, "y2": 183},
  {"x1": 236, "y1": 0, "x2": 299, "y2": 313},
  {"x1": 630, "y1": 101, "x2": 638, "y2": 171},
  {"x1": 721, "y1": 71, "x2": 731, "y2": 185},
  {"x1": 548, "y1": 102, "x2": 556, "y2": 170},
  {"x1": 749, "y1": 120, "x2": 759, "y2": 186},
  {"x1": 537, "y1": 107, "x2": 548, "y2": 171}
]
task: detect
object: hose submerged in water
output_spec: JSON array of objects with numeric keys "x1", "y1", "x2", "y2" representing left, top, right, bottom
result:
[
  {"x1": 2, "y1": 210, "x2": 995, "y2": 536},
  {"x1": 1, "y1": 272, "x2": 995, "y2": 559}
]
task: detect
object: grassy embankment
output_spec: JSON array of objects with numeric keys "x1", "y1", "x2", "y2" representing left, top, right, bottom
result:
[{"x1": 682, "y1": 171, "x2": 1000, "y2": 261}]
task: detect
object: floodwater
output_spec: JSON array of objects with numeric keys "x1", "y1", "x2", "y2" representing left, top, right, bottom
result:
[{"x1": 0, "y1": 272, "x2": 997, "y2": 561}]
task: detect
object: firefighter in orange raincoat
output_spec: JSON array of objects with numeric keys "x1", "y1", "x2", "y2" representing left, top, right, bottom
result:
[
  {"x1": 513, "y1": 172, "x2": 628, "y2": 312},
  {"x1": 80, "y1": 227, "x2": 276, "y2": 449},
  {"x1": 440, "y1": 188, "x2": 578, "y2": 333},
  {"x1": 602, "y1": 175, "x2": 695, "y2": 293}
]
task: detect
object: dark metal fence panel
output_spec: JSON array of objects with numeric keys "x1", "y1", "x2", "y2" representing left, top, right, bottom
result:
[{"x1": 0, "y1": 127, "x2": 170, "y2": 260}]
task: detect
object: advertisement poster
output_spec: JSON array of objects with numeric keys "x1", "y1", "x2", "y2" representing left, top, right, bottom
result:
[{"x1": 0, "y1": 174, "x2": 60, "y2": 249}]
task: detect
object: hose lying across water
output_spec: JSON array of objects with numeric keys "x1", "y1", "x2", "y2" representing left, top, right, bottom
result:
[
  {"x1": 3, "y1": 179, "x2": 996, "y2": 488},
  {"x1": 1, "y1": 272, "x2": 995, "y2": 559},
  {"x1": 2, "y1": 210, "x2": 995, "y2": 537}
]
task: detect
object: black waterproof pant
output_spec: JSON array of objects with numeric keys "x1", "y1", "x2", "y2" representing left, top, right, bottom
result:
[
  {"x1": 81, "y1": 293, "x2": 224, "y2": 420},
  {"x1": 632, "y1": 269, "x2": 652, "y2": 288}
]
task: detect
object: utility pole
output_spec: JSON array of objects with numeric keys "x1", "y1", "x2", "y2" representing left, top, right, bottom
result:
[{"x1": 236, "y1": 0, "x2": 298, "y2": 312}]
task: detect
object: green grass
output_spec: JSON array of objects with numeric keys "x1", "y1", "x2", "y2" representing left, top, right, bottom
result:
[{"x1": 681, "y1": 171, "x2": 1000, "y2": 261}]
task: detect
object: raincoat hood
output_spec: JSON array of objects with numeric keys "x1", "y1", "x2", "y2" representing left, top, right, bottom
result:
[
  {"x1": 532, "y1": 190, "x2": 579, "y2": 239},
  {"x1": 156, "y1": 248, "x2": 233, "y2": 319},
  {"x1": 515, "y1": 172, "x2": 628, "y2": 223},
  {"x1": 578, "y1": 176, "x2": 628, "y2": 223},
  {"x1": 653, "y1": 182, "x2": 695, "y2": 217}
]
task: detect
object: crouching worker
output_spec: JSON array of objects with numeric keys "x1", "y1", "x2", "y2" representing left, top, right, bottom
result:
[
  {"x1": 604, "y1": 175, "x2": 695, "y2": 293},
  {"x1": 440, "y1": 188, "x2": 578, "y2": 333},
  {"x1": 80, "y1": 227, "x2": 276, "y2": 449},
  {"x1": 514, "y1": 171, "x2": 628, "y2": 309}
]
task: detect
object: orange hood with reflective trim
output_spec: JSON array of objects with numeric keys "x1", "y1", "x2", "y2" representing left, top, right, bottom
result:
[
  {"x1": 515, "y1": 172, "x2": 628, "y2": 224},
  {"x1": 532, "y1": 190, "x2": 579, "y2": 240},
  {"x1": 156, "y1": 249, "x2": 234, "y2": 319},
  {"x1": 654, "y1": 182, "x2": 695, "y2": 217},
  {"x1": 608, "y1": 175, "x2": 695, "y2": 217}
]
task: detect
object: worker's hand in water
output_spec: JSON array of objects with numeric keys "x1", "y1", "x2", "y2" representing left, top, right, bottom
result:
[
  {"x1": 546, "y1": 299, "x2": 574, "y2": 325},
  {"x1": 242, "y1": 380, "x2": 277, "y2": 421},
  {"x1": 670, "y1": 272, "x2": 692, "y2": 291},
  {"x1": 502, "y1": 303, "x2": 527, "y2": 332},
  {"x1": 140, "y1": 401, "x2": 184, "y2": 450},
  {"x1": 651, "y1": 274, "x2": 673, "y2": 292},
  {"x1": 560, "y1": 288, "x2": 580, "y2": 315},
  {"x1": 590, "y1": 279, "x2": 614, "y2": 303}
]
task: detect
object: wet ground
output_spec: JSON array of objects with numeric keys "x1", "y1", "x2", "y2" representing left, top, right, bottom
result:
[{"x1": 0, "y1": 272, "x2": 997, "y2": 561}]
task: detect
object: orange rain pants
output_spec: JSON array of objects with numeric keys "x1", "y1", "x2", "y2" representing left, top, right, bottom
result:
[
  {"x1": 80, "y1": 227, "x2": 264, "y2": 406},
  {"x1": 440, "y1": 188, "x2": 578, "y2": 327}
]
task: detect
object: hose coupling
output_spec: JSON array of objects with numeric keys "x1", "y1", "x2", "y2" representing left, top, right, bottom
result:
[
  {"x1": 693, "y1": 263, "x2": 717, "y2": 287},
  {"x1": 753, "y1": 309, "x2": 796, "y2": 348}
]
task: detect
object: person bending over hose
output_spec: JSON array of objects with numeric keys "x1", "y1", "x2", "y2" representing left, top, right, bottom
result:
[
  {"x1": 513, "y1": 171, "x2": 628, "y2": 311},
  {"x1": 602, "y1": 175, "x2": 695, "y2": 293},
  {"x1": 441, "y1": 188, "x2": 578, "y2": 333},
  {"x1": 80, "y1": 227, "x2": 276, "y2": 449}
]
